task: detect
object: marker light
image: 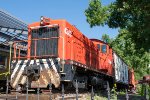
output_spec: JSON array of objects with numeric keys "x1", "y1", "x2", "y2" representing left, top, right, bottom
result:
[
  {"x1": 40, "y1": 16, "x2": 51, "y2": 26},
  {"x1": 40, "y1": 16, "x2": 44, "y2": 21},
  {"x1": 40, "y1": 21, "x2": 43, "y2": 25}
]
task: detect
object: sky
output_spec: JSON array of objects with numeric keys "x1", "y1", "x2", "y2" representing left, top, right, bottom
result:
[{"x1": 0, "y1": 0, "x2": 119, "y2": 39}]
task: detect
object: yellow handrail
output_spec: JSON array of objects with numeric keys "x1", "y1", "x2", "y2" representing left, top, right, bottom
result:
[
  {"x1": 0, "y1": 72, "x2": 9, "y2": 76},
  {"x1": 0, "y1": 44, "x2": 12, "y2": 77}
]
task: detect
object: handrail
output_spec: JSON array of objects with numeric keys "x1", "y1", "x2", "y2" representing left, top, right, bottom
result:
[
  {"x1": 13, "y1": 36, "x2": 60, "y2": 60},
  {"x1": 13, "y1": 37, "x2": 59, "y2": 43}
]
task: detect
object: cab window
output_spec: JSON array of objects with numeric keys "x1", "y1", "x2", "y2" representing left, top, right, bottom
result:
[
  {"x1": 101, "y1": 45, "x2": 107, "y2": 53},
  {"x1": 97, "y1": 44, "x2": 100, "y2": 51}
]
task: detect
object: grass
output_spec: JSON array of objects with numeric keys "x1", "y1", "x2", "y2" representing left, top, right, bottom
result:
[{"x1": 85, "y1": 93, "x2": 109, "y2": 100}]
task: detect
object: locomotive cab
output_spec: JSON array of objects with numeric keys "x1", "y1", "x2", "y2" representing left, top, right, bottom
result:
[
  {"x1": 90, "y1": 39, "x2": 113, "y2": 76},
  {"x1": 97, "y1": 43, "x2": 107, "y2": 53}
]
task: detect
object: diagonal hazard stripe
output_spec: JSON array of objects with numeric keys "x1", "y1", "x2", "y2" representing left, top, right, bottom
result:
[{"x1": 11, "y1": 58, "x2": 61, "y2": 89}]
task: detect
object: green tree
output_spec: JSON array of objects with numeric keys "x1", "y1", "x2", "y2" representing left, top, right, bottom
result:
[
  {"x1": 85, "y1": 0, "x2": 109, "y2": 27},
  {"x1": 85, "y1": 0, "x2": 150, "y2": 79},
  {"x1": 85, "y1": 0, "x2": 150, "y2": 51},
  {"x1": 107, "y1": 0, "x2": 150, "y2": 51},
  {"x1": 101, "y1": 34, "x2": 112, "y2": 44}
]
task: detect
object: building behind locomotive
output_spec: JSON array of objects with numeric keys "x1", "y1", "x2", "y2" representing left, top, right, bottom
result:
[{"x1": 0, "y1": 51, "x2": 9, "y2": 91}]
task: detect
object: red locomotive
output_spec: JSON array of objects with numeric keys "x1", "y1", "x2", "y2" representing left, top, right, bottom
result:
[{"x1": 10, "y1": 17, "x2": 136, "y2": 91}]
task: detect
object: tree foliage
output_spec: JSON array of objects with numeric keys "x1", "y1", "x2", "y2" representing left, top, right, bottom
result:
[
  {"x1": 85, "y1": 0, "x2": 109, "y2": 27},
  {"x1": 85, "y1": 0, "x2": 150, "y2": 79},
  {"x1": 107, "y1": 0, "x2": 150, "y2": 51},
  {"x1": 101, "y1": 34, "x2": 112, "y2": 44}
]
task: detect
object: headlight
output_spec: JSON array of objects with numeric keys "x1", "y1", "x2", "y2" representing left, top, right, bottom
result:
[{"x1": 40, "y1": 16, "x2": 44, "y2": 21}]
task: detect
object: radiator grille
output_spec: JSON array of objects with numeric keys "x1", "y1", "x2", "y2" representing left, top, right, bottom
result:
[{"x1": 31, "y1": 26, "x2": 59, "y2": 57}]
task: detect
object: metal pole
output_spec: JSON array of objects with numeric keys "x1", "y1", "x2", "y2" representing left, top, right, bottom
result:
[
  {"x1": 91, "y1": 86, "x2": 94, "y2": 100},
  {"x1": 76, "y1": 80, "x2": 78, "y2": 100},
  {"x1": 148, "y1": 86, "x2": 150, "y2": 100},
  {"x1": 49, "y1": 83, "x2": 52, "y2": 100},
  {"x1": 37, "y1": 81, "x2": 40, "y2": 100},
  {"x1": 62, "y1": 83, "x2": 64, "y2": 100},
  {"x1": 144, "y1": 84, "x2": 146, "y2": 100},
  {"x1": 6, "y1": 75, "x2": 9, "y2": 100},
  {"x1": 8, "y1": 43, "x2": 12, "y2": 75},
  {"x1": 6, "y1": 75, "x2": 9, "y2": 94},
  {"x1": 6, "y1": 43, "x2": 13, "y2": 100},
  {"x1": 107, "y1": 81, "x2": 110, "y2": 100},
  {"x1": 125, "y1": 89, "x2": 129, "y2": 100},
  {"x1": 16, "y1": 83, "x2": 18, "y2": 100},
  {"x1": 26, "y1": 68, "x2": 28, "y2": 100}
]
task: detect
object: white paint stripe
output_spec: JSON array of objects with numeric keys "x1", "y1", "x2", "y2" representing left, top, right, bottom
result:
[
  {"x1": 56, "y1": 58, "x2": 60, "y2": 61},
  {"x1": 11, "y1": 60, "x2": 24, "y2": 79},
  {"x1": 36, "y1": 59, "x2": 39, "y2": 62},
  {"x1": 12, "y1": 60, "x2": 16, "y2": 63},
  {"x1": 42, "y1": 59, "x2": 49, "y2": 69},
  {"x1": 51, "y1": 59, "x2": 57, "y2": 72},
  {"x1": 36, "y1": 59, "x2": 40, "y2": 65},
  {"x1": 36, "y1": 59, "x2": 43, "y2": 71},
  {"x1": 13, "y1": 60, "x2": 34, "y2": 88},
  {"x1": 12, "y1": 58, "x2": 60, "y2": 88},
  {"x1": 20, "y1": 60, "x2": 36, "y2": 85},
  {"x1": 42, "y1": 59, "x2": 46, "y2": 62},
  {"x1": 12, "y1": 60, "x2": 29, "y2": 88},
  {"x1": 40, "y1": 59, "x2": 48, "y2": 69},
  {"x1": 20, "y1": 76, "x2": 27, "y2": 85}
]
